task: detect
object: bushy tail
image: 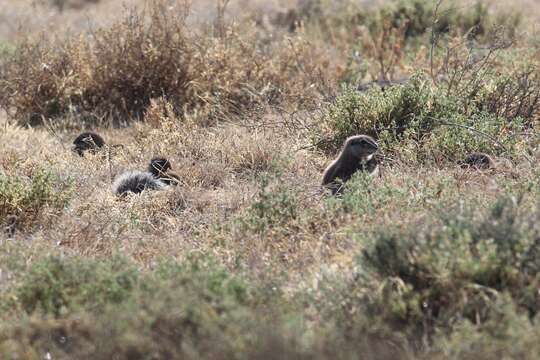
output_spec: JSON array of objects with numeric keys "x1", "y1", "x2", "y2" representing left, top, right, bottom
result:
[{"x1": 112, "y1": 171, "x2": 166, "y2": 196}]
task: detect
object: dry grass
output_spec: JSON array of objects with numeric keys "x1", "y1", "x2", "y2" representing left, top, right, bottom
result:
[
  {"x1": 1, "y1": 0, "x2": 540, "y2": 358},
  {"x1": 2, "y1": 104, "x2": 536, "y2": 272},
  {"x1": 0, "y1": 1, "x2": 334, "y2": 125}
]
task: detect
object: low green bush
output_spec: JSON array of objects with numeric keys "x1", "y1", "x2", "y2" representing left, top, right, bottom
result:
[
  {"x1": 300, "y1": 0, "x2": 520, "y2": 41},
  {"x1": 13, "y1": 257, "x2": 138, "y2": 316},
  {"x1": 313, "y1": 75, "x2": 452, "y2": 153},
  {"x1": 0, "y1": 169, "x2": 72, "y2": 231},
  {"x1": 378, "y1": 0, "x2": 508, "y2": 39},
  {"x1": 239, "y1": 176, "x2": 299, "y2": 234},
  {"x1": 434, "y1": 303, "x2": 540, "y2": 359},
  {"x1": 0, "y1": 255, "x2": 306, "y2": 359},
  {"x1": 2, "y1": 255, "x2": 251, "y2": 318},
  {"x1": 325, "y1": 171, "x2": 409, "y2": 215},
  {"x1": 330, "y1": 196, "x2": 539, "y2": 347},
  {"x1": 425, "y1": 111, "x2": 525, "y2": 161},
  {"x1": 314, "y1": 72, "x2": 531, "y2": 162},
  {"x1": 1, "y1": 228, "x2": 538, "y2": 359}
]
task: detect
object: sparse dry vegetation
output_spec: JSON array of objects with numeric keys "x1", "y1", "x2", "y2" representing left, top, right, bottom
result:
[{"x1": 0, "y1": 0, "x2": 539, "y2": 358}]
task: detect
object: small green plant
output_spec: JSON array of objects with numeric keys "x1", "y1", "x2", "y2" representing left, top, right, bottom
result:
[
  {"x1": 326, "y1": 172, "x2": 406, "y2": 216},
  {"x1": 240, "y1": 176, "x2": 299, "y2": 234},
  {"x1": 0, "y1": 41, "x2": 15, "y2": 60},
  {"x1": 0, "y1": 169, "x2": 72, "y2": 231}
]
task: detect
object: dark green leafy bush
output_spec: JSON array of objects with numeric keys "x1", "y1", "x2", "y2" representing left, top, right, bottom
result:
[
  {"x1": 337, "y1": 196, "x2": 540, "y2": 345},
  {"x1": 315, "y1": 73, "x2": 530, "y2": 161},
  {"x1": 314, "y1": 75, "x2": 452, "y2": 152}
]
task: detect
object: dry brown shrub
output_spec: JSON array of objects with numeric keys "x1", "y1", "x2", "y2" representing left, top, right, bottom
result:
[
  {"x1": 479, "y1": 65, "x2": 540, "y2": 121},
  {"x1": 0, "y1": 38, "x2": 76, "y2": 124},
  {"x1": 144, "y1": 98, "x2": 287, "y2": 175},
  {"x1": 355, "y1": 18, "x2": 408, "y2": 82},
  {"x1": 0, "y1": 1, "x2": 332, "y2": 126}
]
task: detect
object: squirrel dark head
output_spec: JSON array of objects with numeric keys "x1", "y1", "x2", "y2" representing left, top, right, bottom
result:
[
  {"x1": 343, "y1": 135, "x2": 378, "y2": 160},
  {"x1": 461, "y1": 152, "x2": 494, "y2": 170},
  {"x1": 72, "y1": 132, "x2": 105, "y2": 156},
  {"x1": 148, "y1": 157, "x2": 172, "y2": 176}
]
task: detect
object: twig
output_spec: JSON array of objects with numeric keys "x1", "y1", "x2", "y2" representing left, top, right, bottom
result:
[
  {"x1": 429, "y1": 117, "x2": 505, "y2": 148},
  {"x1": 428, "y1": 116, "x2": 534, "y2": 165},
  {"x1": 430, "y1": 0, "x2": 444, "y2": 83},
  {"x1": 107, "y1": 146, "x2": 114, "y2": 184},
  {"x1": 215, "y1": 0, "x2": 231, "y2": 38},
  {"x1": 294, "y1": 138, "x2": 334, "y2": 153},
  {"x1": 42, "y1": 116, "x2": 67, "y2": 151}
]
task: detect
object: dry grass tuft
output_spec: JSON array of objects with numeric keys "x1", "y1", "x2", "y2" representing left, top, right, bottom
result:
[
  {"x1": 0, "y1": 1, "x2": 333, "y2": 126},
  {"x1": 1, "y1": 0, "x2": 540, "y2": 358}
]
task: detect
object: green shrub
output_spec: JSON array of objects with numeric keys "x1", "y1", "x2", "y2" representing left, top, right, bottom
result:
[
  {"x1": 11, "y1": 257, "x2": 137, "y2": 316},
  {"x1": 314, "y1": 75, "x2": 458, "y2": 152},
  {"x1": 0, "y1": 169, "x2": 72, "y2": 231},
  {"x1": 325, "y1": 171, "x2": 408, "y2": 215},
  {"x1": 340, "y1": 196, "x2": 540, "y2": 345},
  {"x1": 316, "y1": 77, "x2": 422, "y2": 148},
  {"x1": 0, "y1": 254, "x2": 418, "y2": 359},
  {"x1": 315, "y1": 72, "x2": 530, "y2": 161},
  {"x1": 240, "y1": 176, "x2": 299, "y2": 234},
  {"x1": 0, "y1": 255, "x2": 294, "y2": 359},
  {"x1": 434, "y1": 301, "x2": 540, "y2": 359},
  {"x1": 382, "y1": 0, "x2": 493, "y2": 39},
  {"x1": 425, "y1": 112, "x2": 525, "y2": 161},
  {"x1": 301, "y1": 0, "x2": 520, "y2": 42},
  {"x1": 3, "y1": 255, "x2": 252, "y2": 318}
]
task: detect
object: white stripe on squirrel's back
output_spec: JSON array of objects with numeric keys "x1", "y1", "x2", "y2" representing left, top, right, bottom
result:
[{"x1": 112, "y1": 171, "x2": 166, "y2": 196}]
